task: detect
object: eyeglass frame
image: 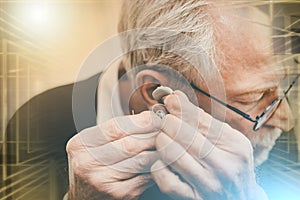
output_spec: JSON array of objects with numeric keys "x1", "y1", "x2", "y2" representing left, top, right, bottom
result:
[{"x1": 190, "y1": 73, "x2": 300, "y2": 131}]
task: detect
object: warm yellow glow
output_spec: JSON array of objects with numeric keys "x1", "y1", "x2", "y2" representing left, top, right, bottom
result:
[
  {"x1": 28, "y1": 4, "x2": 49, "y2": 26},
  {"x1": 23, "y1": 3, "x2": 52, "y2": 33}
]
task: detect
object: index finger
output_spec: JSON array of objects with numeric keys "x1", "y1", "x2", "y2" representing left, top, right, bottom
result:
[
  {"x1": 78, "y1": 111, "x2": 162, "y2": 147},
  {"x1": 163, "y1": 90, "x2": 211, "y2": 132}
]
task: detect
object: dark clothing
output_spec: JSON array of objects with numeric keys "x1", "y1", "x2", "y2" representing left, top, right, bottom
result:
[{"x1": 5, "y1": 74, "x2": 100, "y2": 199}]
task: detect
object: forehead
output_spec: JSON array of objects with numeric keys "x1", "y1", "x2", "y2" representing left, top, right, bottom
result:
[
  {"x1": 213, "y1": 6, "x2": 273, "y2": 70},
  {"x1": 210, "y1": 6, "x2": 282, "y2": 94},
  {"x1": 219, "y1": 38, "x2": 283, "y2": 96},
  {"x1": 221, "y1": 64, "x2": 284, "y2": 95}
]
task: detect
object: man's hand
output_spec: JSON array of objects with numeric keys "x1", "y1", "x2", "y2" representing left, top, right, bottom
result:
[
  {"x1": 66, "y1": 111, "x2": 161, "y2": 200},
  {"x1": 151, "y1": 91, "x2": 268, "y2": 200}
]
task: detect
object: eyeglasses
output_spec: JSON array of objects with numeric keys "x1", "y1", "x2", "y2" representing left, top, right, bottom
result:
[{"x1": 190, "y1": 74, "x2": 300, "y2": 131}]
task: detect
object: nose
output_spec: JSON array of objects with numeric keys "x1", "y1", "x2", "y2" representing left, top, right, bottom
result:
[{"x1": 264, "y1": 98, "x2": 295, "y2": 132}]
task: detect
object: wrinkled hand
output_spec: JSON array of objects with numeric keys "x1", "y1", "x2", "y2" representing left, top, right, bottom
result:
[
  {"x1": 66, "y1": 111, "x2": 161, "y2": 200},
  {"x1": 151, "y1": 91, "x2": 268, "y2": 200}
]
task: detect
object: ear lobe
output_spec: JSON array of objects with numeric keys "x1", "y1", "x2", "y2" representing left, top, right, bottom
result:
[{"x1": 136, "y1": 69, "x2": 168, "y2": 109}]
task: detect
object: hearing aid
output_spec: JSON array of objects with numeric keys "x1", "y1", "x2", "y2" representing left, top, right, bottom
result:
[
  {"x1": 151, "y1": 86, "x2": 173, "y2": 118},
  {"x1": 152, "y1": 86, "x2": 173, "y2": 101}
]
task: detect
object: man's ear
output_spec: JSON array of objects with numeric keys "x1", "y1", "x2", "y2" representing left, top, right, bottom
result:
[{"x1": 136, "y1": 69, "x2": 168, "y2": 109}]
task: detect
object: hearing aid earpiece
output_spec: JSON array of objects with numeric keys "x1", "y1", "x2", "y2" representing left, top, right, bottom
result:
[
  {"x1": 152, "y1": 86, "x2": 173, "y2": 101},
  {"x1": 151, "y1": 86, "x2": 173, "y2": 118}
]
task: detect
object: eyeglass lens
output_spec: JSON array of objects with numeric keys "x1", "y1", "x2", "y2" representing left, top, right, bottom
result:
[
  {"x1": 253, "y1": 74, "x2": 300, "y2": 131},
  {"x1": 253, "y1": 98, "x2": 282, "y2": 131}
]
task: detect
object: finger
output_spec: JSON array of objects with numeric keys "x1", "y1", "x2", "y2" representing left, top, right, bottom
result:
[
  {"x1": 78, "y1": 111, "x2": 162, "y2": 147},
  {"x1": 89, "y1": 151, "x2": 158, "y2": 182},
  {"x1": 163, "y1": 90, "x2": 204, "y2": 128},
  {"x1": 163, "y1": 90, "x2": 225, "y2": 140},
  {"x1": 161, "y1": 114, "x2": 217, "y2": 159},
  {"x1": 151, "y1": 160, "x2": 197, "y2": 200},
  {"x1": 122, "y1": 174, "x2": 155, "y2": 198},
  {"x1": 87, "y1": 134, "x2": 158, "y2": 165},
  {"x1": 156, "y1": 133, "x2": 222, "y2": 194},
  {"x1": 109, "y1": 151, "x2": 159, "y2": 179},
  {"x1": 104, "y1": 174, "x2": 154, "y2": 199}
]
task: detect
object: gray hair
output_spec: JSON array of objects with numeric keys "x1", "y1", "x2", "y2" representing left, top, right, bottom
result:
[
  {"x1": 118, "y1": 0, "x2": 218, "y2": 84},
  {"x1": 117, "y1": 0, "x2": 273, "y2": 85}
]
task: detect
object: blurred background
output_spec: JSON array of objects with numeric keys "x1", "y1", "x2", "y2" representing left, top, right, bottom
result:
[{"x1": 0, "y1": 0, "x2": 300, "y2": 199}]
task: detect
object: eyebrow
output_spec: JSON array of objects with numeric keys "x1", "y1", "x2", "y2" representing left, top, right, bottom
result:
[
  {"x1": 233, "y1": 70, "x2": 287, "y2": 98},
  {"x1": 235, "y1": 86, "x2": 276, "y2": 97},
  {"x1": 230, "y1": 80, "x2": 284, "y2": 101}
]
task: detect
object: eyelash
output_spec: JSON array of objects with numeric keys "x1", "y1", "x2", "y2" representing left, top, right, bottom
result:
[
  {"x1": 238, "y1": 99, "x2": 261, "y2": 106},
  {"x1": 237, "y1": 88, "x2": 276, "y2": 106}
]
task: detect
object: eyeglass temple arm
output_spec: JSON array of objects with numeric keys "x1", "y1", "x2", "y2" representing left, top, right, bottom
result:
[
  {"x1": 284, "y1": 73, "x2": 300, "y2": 95},
  {"x1": 190, "y1": 83, "x2": 257, "y2": 123},
  {"x1": 190, "y1": 73, "x2": 300, "y2": 124}
]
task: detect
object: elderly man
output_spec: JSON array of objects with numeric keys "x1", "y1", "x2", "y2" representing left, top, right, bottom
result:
[
  {"x1": 3, "y1": 0, "x2": 293, "y2": 199},
  {"x1": 64, "y1": 0, "x2": 298, "y2": 199},
  {"x1": 65, "y1": 1, "x2": 297, "y2": 199}
]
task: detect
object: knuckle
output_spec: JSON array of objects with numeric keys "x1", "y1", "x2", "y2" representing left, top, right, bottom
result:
[
  {"x1": 107, "y1": 185, "x2": 136, "y2": 200},
  {"x1": 211, "y1": 185, "x2": 222, "y2": 194},
  {"x1": 74, "y1": 167, "x2": 85, "y2": 178},
  {"x1": 135, "y1": 153, "x2": 158, "y2": 171},
  {"x1": 183, "y1": 188, "x2": 195, "y2": 200},
  {"x1": 71, "y1": 152, "x2": 95, "y2": 177},
  {"x1": 135, "y1": 155, "x2": 150, "y2": 168},
  {"x1": 121, "y1": 137, "x2": 155, "y2": 155},
  {"x1": 138, "y1": 111, "x2": 152, "y2": 127},
  {"x1": 66, "y1": 135, "x2": 82, "y2": 155},
  {"x1": 194, "y1": 172, "x2": 221, "y2": 194},
  {"x1": 239, "y1": 152, "x2": 252, "y2": 166},
  {"x1": 104, "y1": 118, "x2": 126, "y2": 140},
  {"x1": 231, "y1": 170, "x2": 244, "y2": 186},
  {"x1": 206, "y1": 178, "x2": 222, "y2": 194},
  {"x1": 163, "y1": 114, "x2": 176, "y2": 124},
  {"x1": 120, "y1": 138, "x2": 137, "y2": 154},
  {"x1": 108, "y1": 190, "x2": 125, "y2": 200},
  {"x1": 225, "y1": 164, "x2": 244, "y2": 184},
  {"x1": 164, "y1": 94, "x2": 181, "y2": 110},
  {"x1": 217, "y1": 159, "x2": 244, "y2": 182},
  {"x1": 66, "y1": 138, "x2": 95, "y2": 177},
  {"x1": 71, "y1": 158, "x2": 87, "y2": 178}
]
